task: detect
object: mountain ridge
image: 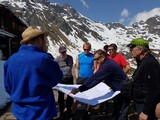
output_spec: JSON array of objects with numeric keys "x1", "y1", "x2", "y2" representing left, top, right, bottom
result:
[{"x1": 0, "y1": 0, "x2": 160, "y2": 61}]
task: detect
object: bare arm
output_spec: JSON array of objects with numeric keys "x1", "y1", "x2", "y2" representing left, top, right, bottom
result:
[
  {"x1": 75, "y1": 55, "x2": 79, "y2": 80},
  {"x1": 123, "y1": 64, "x2": 130, "y2": 73},
  {"x1": 94, "y1": 61, "x2": 100, "y2": 73}
]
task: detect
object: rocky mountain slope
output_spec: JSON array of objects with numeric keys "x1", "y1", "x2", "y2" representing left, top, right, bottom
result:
[{"x1": 0, "y1": 0, "x2": 160, "y2": 61}]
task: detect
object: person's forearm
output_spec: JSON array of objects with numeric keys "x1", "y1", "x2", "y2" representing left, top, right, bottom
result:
[
  {"x1": 123, "y1": 65, "x2": 130, "y2": 73},
  {"x1": 78, "y1": 84, "x2": 89, "y2": 92},
  {"x1": 75, "y1": 68, "x2": 79, "y2": 80}
]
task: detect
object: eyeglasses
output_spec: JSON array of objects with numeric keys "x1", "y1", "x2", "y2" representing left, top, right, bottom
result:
[
  {"x1": 60, "y1": 51, "x2": 66, "y2": 54},
  {"x1": 108, "y1": 49, "x2": 114, "y2": 51},
  {"x1": 84, "y1": 49, "x2": 90, "y2": 51},
  {"x1": 94, "y1": 56, "x2": 101, "y2": 61}
]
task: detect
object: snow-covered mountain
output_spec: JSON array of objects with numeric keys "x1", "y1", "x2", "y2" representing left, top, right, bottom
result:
[{"x1": 0, "y1": 0, "x2": 160, "y2": 62}]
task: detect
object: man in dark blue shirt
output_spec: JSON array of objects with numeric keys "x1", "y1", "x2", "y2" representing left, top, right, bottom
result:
[
  {"x1": 71, "y1": 49, "x2": 127, "y2": 119},
  {"x1": 71, "y1": 49, "x2": 126, "y2": 93}
]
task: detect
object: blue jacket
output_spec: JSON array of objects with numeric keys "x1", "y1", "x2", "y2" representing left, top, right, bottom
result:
[
  {"x1": 79, "y1": 58, "x2": 127, "y2": 92},
  {"x1": 4, "y1": 45, "x2": 63, "y2": 120}
]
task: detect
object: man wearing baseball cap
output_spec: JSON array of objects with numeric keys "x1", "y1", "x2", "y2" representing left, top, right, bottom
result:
[
  {"x1": 127, "y1": 38, "x2": 150, "y2": 50},
  {"x1": 4, "y1": 26, "x2": 63, "y2": 120},
  {"x1": 125, "y1": 38, "x2": 160, "y2": 120},
  {"x1": 55, "y1": 45, "x2": 74, "y2": 119}
]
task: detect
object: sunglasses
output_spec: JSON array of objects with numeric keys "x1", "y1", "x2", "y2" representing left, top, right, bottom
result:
[
  {"x1": 84, "y1": 49, "x2": 90, "y2": 51},
  {"x1": 60, "y1": 51, "x2": 66, "y2": 54},
  {"x1": 94, "y1": 56, "x2": 101, "y2": 61},
  {"x1": 108, "y1": 49, "x2": 114, "y2": 51}
]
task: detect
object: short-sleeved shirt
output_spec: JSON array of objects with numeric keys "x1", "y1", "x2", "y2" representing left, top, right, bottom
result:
[{"x1": 108, "y1": 53, "x2": 128, "y2": 69}]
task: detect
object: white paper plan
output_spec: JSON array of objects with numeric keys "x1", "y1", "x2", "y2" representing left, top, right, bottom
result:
[{"x1": 53, "y1": 82, "x2": 120, "y2": 106}]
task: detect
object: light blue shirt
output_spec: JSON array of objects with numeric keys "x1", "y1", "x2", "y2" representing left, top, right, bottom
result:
[{"x1": 78, "y1": 52, "x2": 94, "y2": 78}]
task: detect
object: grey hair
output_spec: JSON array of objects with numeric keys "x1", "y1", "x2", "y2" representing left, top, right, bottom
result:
[{"x1": 136, "y1": 45, "x2": 150, "y2": 53}]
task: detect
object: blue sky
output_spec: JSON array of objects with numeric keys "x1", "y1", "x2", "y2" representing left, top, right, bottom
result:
[{"x1": 49, "y1": 0, "x2": 160, "y2": 26}]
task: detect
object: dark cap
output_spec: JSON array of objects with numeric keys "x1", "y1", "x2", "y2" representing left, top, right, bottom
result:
[
  {"x1": 59, "y1": 45, "x2": 67, "y2": 52},
  {"x1": 127, "y1": 38, "x2": 149, "y2": 48}
]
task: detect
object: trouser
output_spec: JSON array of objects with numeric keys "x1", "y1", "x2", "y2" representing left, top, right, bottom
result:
[
  {"x1": 118, "y1": 97, "x2": 131, "y2": 120},
  {"x1": 119, "y1": 99, "x2": 158, "y2": 120},
  {"x1": 76, "y1": 77, "x2": 87, "y2": 84},
  {"x1": 58, "y1": 91, "x2": 73, "y2": 115},
  {"x1": 58, "y1": 76, "x2": 73, "y2": 116},
  {"x1": 135, "y1": 103, "x2": 144, "y2": 116},
  {"x1": 112, "y1": 94, "x2": 123, "y2": 120},
  {"x1": 72, "y1": 77, "x2": 88, "y2": 120},
  {"x1": 135, "y1": 103, "x2": 158, "y2": 120},
  {"x1": 72, "y1": 102, "x2": 88, "y2": 120}
]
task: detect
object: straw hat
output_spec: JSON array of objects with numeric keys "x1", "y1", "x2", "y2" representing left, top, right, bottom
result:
[{"x1": 20, "y1": 26, "x2": 48, "y2": 44}]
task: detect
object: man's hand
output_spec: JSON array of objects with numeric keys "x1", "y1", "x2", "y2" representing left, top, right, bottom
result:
[
  {"x1": 139, "y1": 112, "x2": 148, "y2": 120},
  {"x1": 70, "y1": 88, "x2": 79, "y2": 94}
]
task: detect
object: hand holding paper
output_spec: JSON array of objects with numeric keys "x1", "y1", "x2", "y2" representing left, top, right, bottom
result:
[
  {"x1": 70, "y1": 88, "x2": 79, "y2": 94},
  {"x1": 54, "y1": 82, "x2": 120, "y2": 106}
]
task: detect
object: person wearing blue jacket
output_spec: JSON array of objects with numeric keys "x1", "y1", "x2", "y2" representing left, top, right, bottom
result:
[{"x1": 4, "y1": 26, "x2": 63, "y2": 120}]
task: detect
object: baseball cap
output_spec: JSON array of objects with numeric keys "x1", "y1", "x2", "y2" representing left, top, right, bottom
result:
[
  {"x1": 59, "y1": 46, "x2": 67, "y2": 52},
  {"x1": 127, "y1": 38, "x2": 149, "y2": 48}
]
